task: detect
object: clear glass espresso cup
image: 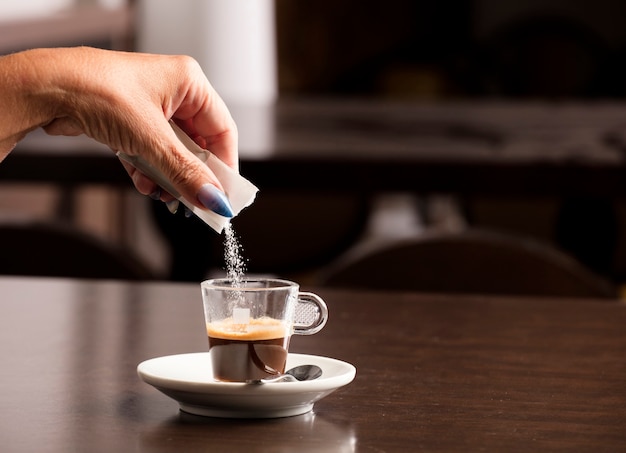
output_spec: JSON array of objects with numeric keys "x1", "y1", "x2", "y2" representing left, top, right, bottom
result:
[{"x1": 201, "y1": 278, "x2": 328, "y2": 382}]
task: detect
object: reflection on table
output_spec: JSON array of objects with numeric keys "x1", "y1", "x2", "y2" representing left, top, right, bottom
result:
[{"x1": 1, "y1": 276, "x2": 625, "y2": 452}]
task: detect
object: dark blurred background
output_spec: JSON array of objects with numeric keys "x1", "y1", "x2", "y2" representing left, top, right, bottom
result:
[
  {"x1": 275, "y1": 0, "x2": 626, "y2": 99},
  {"x1": 3, "y1": 0, "x2": 626, "y2": 291},
  {"x1": 271, "y1": 0, "x2": 626, "y2": 289}
]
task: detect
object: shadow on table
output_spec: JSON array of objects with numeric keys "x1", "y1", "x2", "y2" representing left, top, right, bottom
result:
[{"x1": 141, "y1": 411, "x2": 356, "y2": 452}]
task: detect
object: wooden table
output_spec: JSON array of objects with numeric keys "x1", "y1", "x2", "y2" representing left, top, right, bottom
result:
[{"x1": 1, "y1": 276, "x2": 625, "y2": 452}]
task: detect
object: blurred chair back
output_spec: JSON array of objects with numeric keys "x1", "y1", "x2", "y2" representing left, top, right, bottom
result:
[
  {"x1": 0, "y1": 220, "x2": 154, "y2": 281},
  {"x1": 321, "y1": 228, "x2": 616, "y2": 298}
]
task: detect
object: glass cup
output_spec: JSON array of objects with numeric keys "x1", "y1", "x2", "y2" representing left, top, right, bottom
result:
[{"x1": 201, "y1": 278, "x2": 328, "y2": 382}]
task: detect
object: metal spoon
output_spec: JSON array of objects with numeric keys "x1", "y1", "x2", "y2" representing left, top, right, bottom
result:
[{"x1": 247, "y1": 364, "x2": 323, "y2": 384}]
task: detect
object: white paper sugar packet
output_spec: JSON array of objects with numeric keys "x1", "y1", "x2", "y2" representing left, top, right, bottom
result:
[{"x1": 117, "y1": 121, "x2": 258, "y2": 233}]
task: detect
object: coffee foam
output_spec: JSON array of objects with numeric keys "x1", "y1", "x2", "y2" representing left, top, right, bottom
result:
[{"x1": 207, "y1": 316, "x2": 289, "y2": 341}]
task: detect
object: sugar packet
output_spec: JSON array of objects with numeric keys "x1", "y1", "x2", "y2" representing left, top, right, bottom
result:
[{"x1": 117, "y1": 121, "x2": 258, "y2": 233}]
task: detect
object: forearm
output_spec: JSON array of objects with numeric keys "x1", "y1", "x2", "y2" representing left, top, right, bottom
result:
[{"x1": 0, "y1": 48, "x2": 62, "y2": 160}]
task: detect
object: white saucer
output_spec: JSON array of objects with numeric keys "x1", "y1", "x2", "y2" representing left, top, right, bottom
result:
[{"x1": 137, "y1": 352, "x2": 356, "y2": 418}]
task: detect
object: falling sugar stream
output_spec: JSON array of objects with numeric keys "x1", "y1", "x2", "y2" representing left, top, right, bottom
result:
[
  {"x1": 223, "y1": 222, "x2": 246, "y2": 285},
  {"x1": 223, "y1": 223, "x2": 250, "y2": 327}
]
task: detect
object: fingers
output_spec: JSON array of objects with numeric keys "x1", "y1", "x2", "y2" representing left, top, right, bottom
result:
[
  {"x1": 155, "y1": 124, "x2": 235, "y2": 217},
  {"x1": 118, "y1": 159, "x2": 175, "y2": 202},
  {"x1": 165, "y1": 57, "x2": 239, "y2": 171},
  {"x1": 119, "y1": 122, "x2": 234, "y2": 218}
]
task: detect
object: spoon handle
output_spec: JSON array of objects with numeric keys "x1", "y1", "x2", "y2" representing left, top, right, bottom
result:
[{"x1": 246, "y1": 374, "x2": 298, "y2": 385}]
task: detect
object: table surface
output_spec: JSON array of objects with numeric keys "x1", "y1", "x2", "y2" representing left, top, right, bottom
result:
[
  {"x1": 1, "y1": 276, "x2": 625, "y2": 452},
  {"x1": 7, "y1": 99, "x2": 626, "y2": 196}
]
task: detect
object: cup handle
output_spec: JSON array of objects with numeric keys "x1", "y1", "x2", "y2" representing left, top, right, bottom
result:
[{"x1": 293, "y1": 292, "x2": 328, "y2": 335}]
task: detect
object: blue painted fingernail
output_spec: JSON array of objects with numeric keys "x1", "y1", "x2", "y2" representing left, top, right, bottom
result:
[
  {"x1": 149, "y1": 188, "x2": 161, "y2": 200},
  {"x1": 166, "y1": 199, "x2": 179, "y2": 214},
  {"x1": 197, "y1": 184, "x2": 234, "y2": 218}
]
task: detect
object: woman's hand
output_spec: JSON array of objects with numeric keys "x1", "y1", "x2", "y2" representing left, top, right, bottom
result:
[{"x1": 0, "y1": 47, "x2": 237, "y2": 216}]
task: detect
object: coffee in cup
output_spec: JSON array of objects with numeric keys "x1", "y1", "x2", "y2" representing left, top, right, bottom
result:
[{"x1": 201, "y1": 278, "x2": 328, "y2": 382}]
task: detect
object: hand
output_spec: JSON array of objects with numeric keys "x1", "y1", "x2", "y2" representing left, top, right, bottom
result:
[{"x1": 1, "y1": 47, "x2": 237, "y2": 216}]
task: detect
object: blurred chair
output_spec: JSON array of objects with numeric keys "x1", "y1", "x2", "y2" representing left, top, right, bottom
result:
[
  {"x1": 461, "y1": 14, "x2": 620, "y2": 280},
  {"x1": 0, "y1": 220, "x2": 155, "y2": 280},
  {"x1": 320, "y1": 228, "x2": 616, "y2": 298}
]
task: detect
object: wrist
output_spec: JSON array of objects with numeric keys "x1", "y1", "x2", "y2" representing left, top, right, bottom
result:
[
  {"x1": 0, "y1": 49, "x2": 62, "y2": 136},
  {"x1": 20, "y1": 48, "x2": 82, "y2": 124}
]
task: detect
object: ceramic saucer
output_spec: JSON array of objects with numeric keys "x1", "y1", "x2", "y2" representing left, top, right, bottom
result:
[{"x1": 137, "y1": 352, "x2": 356, "y2": 418}]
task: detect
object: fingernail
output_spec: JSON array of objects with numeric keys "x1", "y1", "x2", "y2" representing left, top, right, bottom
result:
[
  {"x1": 166, "y1": 199, "x2": 179, "y2": 214},
  {"x1": 149, "y1": 188, "x2": 162, "y2": 200},
  {"x1": 184, "y1": 206, "x2": 193, "y2": 218},
  {"x1": 197, "y1": 184, "x2": 233, "y2": 218}
]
